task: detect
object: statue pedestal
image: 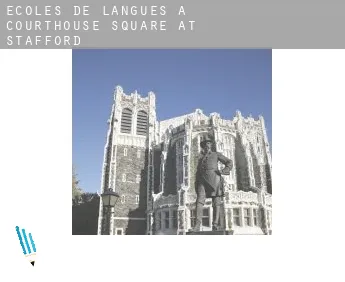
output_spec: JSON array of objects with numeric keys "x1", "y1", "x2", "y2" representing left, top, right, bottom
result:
[{"x1": 186, "y1": 230, "x2": 233, "y2": 235}]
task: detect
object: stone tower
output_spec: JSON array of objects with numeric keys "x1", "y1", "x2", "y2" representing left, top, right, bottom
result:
[{"x1": 97, "y1": 86, "x2": 157, "y2": 235}]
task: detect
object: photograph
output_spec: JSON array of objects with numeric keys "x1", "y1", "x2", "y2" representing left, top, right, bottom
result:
[{"x1": 72, "y1": 49, "x2": 272, "y2": 235}]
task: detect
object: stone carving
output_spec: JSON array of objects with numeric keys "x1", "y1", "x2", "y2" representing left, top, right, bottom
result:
[
  {"x1": 225, "y1": 191, "x2": 230, "y2": 204},
  {"x1": 178, "y1": 210, "x2": 184, "y2": 229},
  {"x1": 216, "y1": 141, "x2": 224, "y2": 152},
  {"x1": 260, "y1": 166, "x2": 267, "y2": 188},
  {"x1": 235, "y1": 116, "x2": 243, "y2": 132},
  {"x1": 148, "y1": 91, "x2": 156, "y2": 107},
  {"x1": 185, "y1": 116, "x2": 193, "y2": 130},
  {"x1": 117, "y1": 134, "x2": 146, "y2": 148},
  {"x1": 265, "y1": 194, "x2": 272, "y2": 206},
  {"x1": 114, "y1": 85, "x2": 124, "y2": 104},
  {"x1": 159, "y1": 114, "x2": 190, "y2": 135},
  {"x1": 109, "y1": 163, "x2": 115, "y2": 188},
  {"x1": 149, "y1": 112, "x2": 157, "y2": 124},
  {"x1": 179, "y1": 190, "x2": 185, "y2": 206},
  {"x1": 227, "y1": 209, "x2": 232, "y2": 229},
  {"x1": 195, "y1": 109, "x2": 203, "y2": 115},
  {"x1": 210, "y1": 112, "x2": 221, "y2": 127},
  {"x1": 155, "y1": 213, "x2": 161, "y2": 231},
  {"x1": 219, "y1": 119, "x2": 235, "y2": 128},
  {"x1": 115, "y1": 85, "x2": 123, "y2": 93},
  {"x1": 229, "y1": 190, "x2": 259, "y2": 204},
  {"x1": 121, "y1": 100, "x2": 134, "y2": 110},
  {"x1": 132, "y1": 91, "x2": 138, "y2": 105},
  {"x1": 187, "y1": 193, "x2": 197, "y2": 203}
]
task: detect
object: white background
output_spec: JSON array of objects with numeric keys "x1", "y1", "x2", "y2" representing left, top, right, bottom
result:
[{"x1": 0, "y1": 49, "x2": 344, "y2": 281}]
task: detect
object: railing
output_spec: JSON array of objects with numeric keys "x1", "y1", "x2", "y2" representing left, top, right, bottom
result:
[
  {"x1": 219, "y1": 119, "x2": 236, "y2": 128},
  {"x1": 159, "y1": 190, "x2": 270, "y2": 207},
  {"x1": 153, "y1": 193, "x2": 178, "y2": 209},
  {"x1": 186, "y1": 190, "x2": 260, "y2": 205},
  {"x1": 229, "y1": 191, "x2": 259, "y2": 204}
]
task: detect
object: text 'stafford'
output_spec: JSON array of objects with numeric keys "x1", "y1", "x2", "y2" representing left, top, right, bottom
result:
[{"x1": 7, "y1": 35, "x2": 81, "y2": 46}]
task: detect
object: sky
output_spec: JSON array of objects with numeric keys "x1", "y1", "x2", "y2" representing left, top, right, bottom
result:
[{"x1": 72, "y1": 49, "x2": 272, "y2": 193}]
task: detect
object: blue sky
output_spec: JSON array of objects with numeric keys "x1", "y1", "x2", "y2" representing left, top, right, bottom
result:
[{"x1": 72, "y1": 49, "x2": 272, "y2": 193}]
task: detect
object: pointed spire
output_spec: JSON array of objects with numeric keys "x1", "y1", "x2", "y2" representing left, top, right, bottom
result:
[
  {"x1": 114, "y1": 85, "x2": 123, "y2": 101},
  {"x1": 115, "y1": 85, "x2": 123, "y2": 94},
  {"x1": 148, "y1": 91, "x2": 156, "y2": 107}
]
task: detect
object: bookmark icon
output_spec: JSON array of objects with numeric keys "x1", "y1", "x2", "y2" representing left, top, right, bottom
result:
[{"x1": 16, "y1": 226, "x2": 36, "y2": 266}]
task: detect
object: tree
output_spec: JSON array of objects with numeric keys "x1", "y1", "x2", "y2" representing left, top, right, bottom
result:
[
  {"x1": 72, "y1": 166, "x2": 83, "y2": 205},
  {"x1": 72, "y1": 167, "x2": 100, "y2": 234}
]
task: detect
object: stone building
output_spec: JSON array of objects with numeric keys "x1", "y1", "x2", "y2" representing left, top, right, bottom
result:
[{"x1": 97, "y1": 86, "x2": 272, "y2": 235}]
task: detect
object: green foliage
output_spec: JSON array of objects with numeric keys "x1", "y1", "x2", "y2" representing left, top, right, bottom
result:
[
  {"x1": 72, "y1": 166, "x2": 101, "y2": 234},
  {"x1": 72, "y1": 166, "x2": 83, "y2": 205}
]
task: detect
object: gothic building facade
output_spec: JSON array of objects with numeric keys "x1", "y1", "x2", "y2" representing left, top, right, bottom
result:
[{"x1": 97, "y1": 86, "x2": 272, "y2": 235}]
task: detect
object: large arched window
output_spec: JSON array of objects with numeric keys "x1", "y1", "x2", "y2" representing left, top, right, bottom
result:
[
  {"x1": 136, "y1": 110, "x2": 148, "y2": 136},
  {"x1": 120, "y1": 108, "x2": 132, "y2": 133}
]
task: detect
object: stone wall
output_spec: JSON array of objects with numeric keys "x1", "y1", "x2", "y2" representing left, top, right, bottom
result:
[
  {"x1": 252, "y1": 145, "x2": 262, "y2": 188},
  {"x1": 163, "y1": 140, "x2": 177, "y2": 196},
  {"x1": 265, "y1": 164, "x2": 272, "y2": 194},
  {"x1": 114, "y1": 144, "x2": 147, "y2": 234},
  {"x1": 188, "y1": 135, "x2": 200, "y2": 197},
  {"x1": 235, "y1": 136, "x2": 250, "y2": 191},
  {"x1": 114, "y1": 219, "x2": 146, "y2": 235},
  {"x1": 153, "y1": 144, "x2": 162, "y2": 194}
]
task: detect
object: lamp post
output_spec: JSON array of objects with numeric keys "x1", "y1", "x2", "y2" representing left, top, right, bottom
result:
[{"x1": 101, "y1": 188, "x2": 120, "y2": 235}]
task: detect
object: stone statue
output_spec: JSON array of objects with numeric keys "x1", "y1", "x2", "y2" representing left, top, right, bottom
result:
[{"x1": 193, "y1": 135, "x2": 233, "y2": 231}]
